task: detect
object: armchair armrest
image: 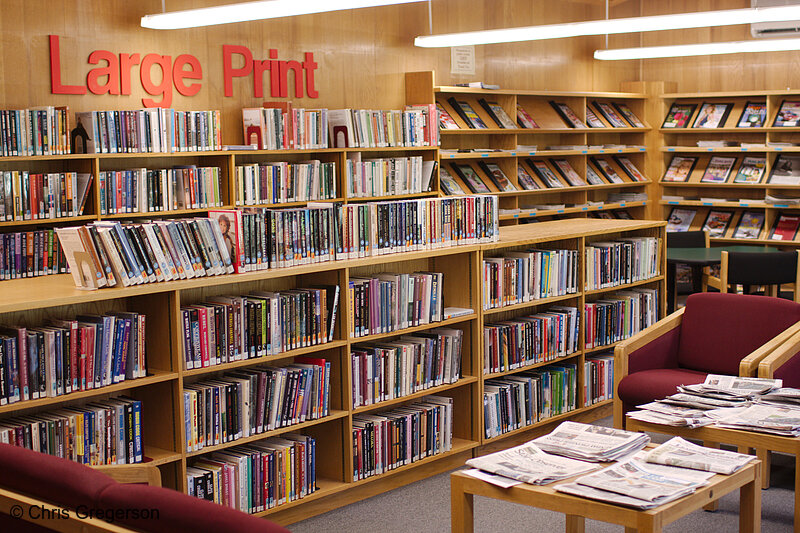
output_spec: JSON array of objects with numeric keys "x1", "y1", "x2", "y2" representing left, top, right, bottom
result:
[
  {"x1": 93, "y1": 464, "x2": 162, "y2": 487},
  {"x1": 613, "y1": 307, "x2": 685, "y2": 428},
  {"x1": 738, "y1": 320, "x2": 800, "y2": 376},
  {"x1": 757, "y1": 322, "x2": 800, "y2": 379}
]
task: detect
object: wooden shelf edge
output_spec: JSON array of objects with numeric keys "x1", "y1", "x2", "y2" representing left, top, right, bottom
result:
[
  {"x1": 482, "y1": 352, "x2": 581, "y2": 380},
  {"x1": 352, "y1": 376, "x2": 478, "y2": 414},
  {"x1": 349, "y1": 314, "x2": 477, "y2": 344},
  {"x1": 482, "y1": 292, "x2": 579, "y2": 316},
  {"x1": 584, "y1": 274, "x2": 664, "y2": 296}
]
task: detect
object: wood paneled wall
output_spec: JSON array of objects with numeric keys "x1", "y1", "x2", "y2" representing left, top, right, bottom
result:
[{"x1": 0, "y1": 0, "x2": 640, "y2": 145}]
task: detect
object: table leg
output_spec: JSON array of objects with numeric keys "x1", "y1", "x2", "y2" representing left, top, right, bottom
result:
[
  {"x1": 739, "y1": 461, "x2": 761, "y2": 533},
  {"x1": 667, "y1": 262, "x2": 677, "y2": 314},
  {"x1": 451, "y1": 477, "x2": 474, "y2": 533},
  {"x1": 691, "y1": 265, "x2": 704, "y2": 294},
  {"x1": 565, "y1": 514, "x2": 585, "y2": 533},
  {"x1": 756, "y1": 448, "x2": 770, "y2": 489},
  {"x1": 703, "y1": 441, "x2": 720, "y2": 511}
]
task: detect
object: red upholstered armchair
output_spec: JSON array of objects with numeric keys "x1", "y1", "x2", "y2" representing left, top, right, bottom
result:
[
  {"x1": 614, "y1": 292, "x2": 800, "y2": 429},
  {"x1": 0, "y1": 443, "x2": 289, "y2": 533}
]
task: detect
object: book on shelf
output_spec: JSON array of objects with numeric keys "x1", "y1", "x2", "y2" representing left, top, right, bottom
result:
[
  {"x1": 234, "y1": 159, "x2": 336, "y2": 205},
  {"x1": 345, "y1": 155, "x2": 431, "y2": 198},
  {"x1": 516, "y1": 165, "x2": 540, "y2": 190},
  {"x1": 516, "y1": 104, "x2": 539, "y2": 129},
  {"x1": 546, "y1": 144, "x2": 589, "y2": 151},
  {"x1": 349, "y1": 271, "x2": 443, "y2": 338},
  {"x1": 484, "y1": 307, "x2": 580, "y2": 374},
  {"x1": 733, "y1": 156, "x2": 766, "y2": 184},
  {"x1": 585, "y1": 352, "x2": 614, "y2": 405},
  {"x1": 770, "y1": 213, "x2": 800, "y2": 241},
  {"x1": 451, "y1": 163, "x2": 491, "y2": 193},
  {"x1": 584, "y1": 107, "x2": 606, "y2": 128},
  {"x1": 697, "y1": 140, "x2": 738, "y2": 147},
  {"x1": 700, "y1": 156, "x2": 737, "y2": 184},
  {"x1": 0, "y1": 106, "x2": 70, "y2": 156},
  {"x1": 666, "y1": 208, "x2": 696, "y2": 232},
  {"x1": 329, "y1": 107, "x2": 434, "y2": 148},
  {"x1": 592, "y1": 101, "x2": 628, "y2": 128},
  {"x1": 404, "y1": 103, "x2": 440, "y2": 146},
  {"x1": 439, "y1": 167, "x2": 467, "y2": 195},
  {"x1": 765, "y1": 194, "x2": 800, "y2": 205},
  {"x1": 702, "y1": 209, "x2": 734, "y2": 238},
  {"x1": 444, "y1": 307, "x2": 473, "y2": 319},
  {"x1": 100, "y1": 166, "x2": 222, "y2": 214},
  {"x1": 662, "y1": 156, "x2": 697, "y2": 183},
  {"x1": 613, "y1": 102, "x2": 646, "y2": 128},
  {"x1": 0, "y1": 170, "x2": 92, "y2": 221},
  {"x1": 692, "y1": 102, "x2": 733, "y2": 128},
  {"x1": 773, "y1": 100, "x2": 800, "y2": 127},
  {"x1": 584, "y1": 288, "x2": 660, "y2": 348},
  {"x1": 352, "y1": 395, "x2": 453, "y2": 481},
  {"x1": 351, "y1": 328, "x2": 463, "y2": 408},
  {"x1": 527, "y1": 159, "x2": 565, "y2": 188},
  {"x1": 662, "y1": 103, "x2": 697, "y2": 128},
  {"x1": 0, "y1": 229, "x2": 67, "y2": 280},
  {"x1": 613, "y1": 156, "x2": 647, "y2": 182},
  {"x1": 187, "y1": 434, "x2": 317, "y2": 511},
  {"x1": 482, "y1": 248, "x2": 579, "y2": 309},
  {"x1": 454, "y1": 81, "x2": 500, "y2": 89},
  {"x1": 586, "y1": 166, "x2": 605, "y2": 185},
  {"x1": 478, "y1": 161, "x2": 517, "y2": 192},
  {"x1": 590, "y1": 157, "x2": 624, "y2": 184},
  {"x1": 698, "y1": 196, "x2": 727, "y2": 203},
  {"x1": 0, "y1": 396, "x2": 143, "y2": 465},
  {"x1": 184, "y1": 362, "x2": 330, "y2": 451},
  {"x1": 585, "y1": 237, "x2": 661, "y2": 290},
  {"x1": 549, "y1": 101, "x2": 586, "y2": 128},
  {"x1": 607, "y1": 192, "x2": 647, "y2": 202},
  {"x1": 551, "y1": 159, "x2": 587, "y2": 186},
  {"x1": 484, "y1": 364, "x2": 578, "y2": 438},
  {"x1": 436, "y1": 103, "x2": 460, "y2": 130},
  {"x1": 478, "y1": 99, "x2": 517, "y2": 129},
  {"x1": 446, "y1": 97, "x2": 488, "y2": 129},
  {"x1": 737, "y1": 101, "x2": 767, "y2": 128},
  {"x1": 769, "y1": 154, "x2": 800, "y2": 185},
  {"x1": 733, "y1": 211, "x2": 766, "y2": 239}
]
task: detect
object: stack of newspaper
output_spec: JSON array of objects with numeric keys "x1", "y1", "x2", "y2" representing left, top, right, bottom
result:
[
  {"x1": 645, "y1": 437, "x2": 755, "y2": 474},
  {"x1": 465, "y1": 442, "x2": 598, "y2": 485},
  {"x1": 713, "y1": 403, "x2": 800, "y2": 436},
  {"x1": 555, "y1": 458, "x2": 707, "y2": 509},
  {"x1": 759, "y1": 388, "x2": 800, "y2": 406},
  {"x1": 656, "y1": 375, "x2": 781, "y2": 410},
  {"x1": 530, "y1": 422, "x2": 650, "y2": 462},
  {"x1": 627, "y1": 402, "x2": 713, "y2": 428}
]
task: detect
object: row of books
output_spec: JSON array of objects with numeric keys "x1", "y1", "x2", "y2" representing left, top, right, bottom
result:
[
  {"x1": 180, "y1": 287, "x2": 339, "y2": 370},
  {"x1": 483, "y1": 306, "x2": 580, "y2": 374},
  {"x1": 484, "y1": 364, "x2": 578, "y2": 439},
  {"x1": 57, "y1": 218, "x2": 234, "y2": 288},
  {"x1": 351, "y1": 328, "x2": 464, "y2": 408},
  {"x1": 0, "y1": 171, "x2": 92, "y2": 221},
  {"x1": 0, "y1": 106, "x2": 70, "y2": 156},
  {"x1": 99, "y1": 166, "x2": 222, "y2": 215},
  {"x1": 0, "y1": 229, "x2": 67, "y2": 280},
  {"x1": 187, "y1": 434, "x2": 316, "y2": 512},
  {"x1": 440, "y1": 156, "x2": 645, "y2": 197},
  {"x1": 585, "y1": 237, "x2": 661, "y2": 291},
  {"x1": 349, "y1": 272, "x2": 443, "y2": 338},
  {"x1": 440, "y1": 98, "x2": 645, "y2": 130},
  {"x1": 183, "y1": 360, "x2": 330, "y2": 452},
  {"x1": 585, "y1": 353, "x2": 614, "y2": 406},
  {"x1": 482, "y1": 249, "x2": 580, "y2": 310},
  {"x1": 662, "y1": 100, "x2": 800, "y2": 129},
  {"x1": 352, "y1": 395, "x2": 453, "y2": 481},
  {"x1": 0, "y1": 397, "x2": 143, "y2": 465},
  {"x1": 77, "y1": 109, "x2": 222, "y2": 154},
  {"x1": 328, "y1": 106, "x2": 437, "y2": 148},
  {"x1": 242, "y1": 106, "x2": 328, "y2": 150},
  {"x1": 668, "y1": 207, "x2": 800, "y2": 241},
  {"x1": 345, "y1": 155, "x2": 434, "y2": 198},
  {"x1": 210, "y1": 196, "x2": 499, "y2": 273},
  {"x1": 234, "y1": 160, "x2": 337, "y2": 206},
  {"x1": 585, "y1": 288, "x2": 659, "y2": 349},
  {"x1": 0, "y1": 312, "x2": 146, "y2": 406}
]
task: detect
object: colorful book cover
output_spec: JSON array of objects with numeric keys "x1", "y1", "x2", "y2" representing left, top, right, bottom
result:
[
  {"x1": 666, "y1": 208, "x2": 696, "y2": 232},
  {"x1": 692, "y1": 102, "x2": 733, "y2": 128},
  {"x1": 551, "y1": 159, "x2": 586, "y2": 186},
  {"x1": 584, "y1": 107, "x2": 605, "y2": 128},
  {"x1": 773, "y1": 100, "x2": 800, "y2": 127},
  {"x1": 700, "y1": 156, "x2": 737, "y2": 183},
  {"x1": 737, "y1": 101, "x2": 767, "y2": 128},
  {"x1": 593, "y1": 101, "x2": 627, "y2": 128},
  {"x1": 702, "y1": 209, "x2": 734, "y2": 238},
  {"x1": 733, "y1": 157, "x2": 766, "y2": 184},
  {"x1": 591, "y1": 158, "x2": 623, "y2": 183},
  {"x1": 614, "y1": 156, "x2": 647, "y2": 182},
  {"x1": 733, "y1": 211, "x2": 765, "y2": 239},
  {"x1": 439, "y1": 167, "x2": 466, "y2": 195},
  {"x1": 478, "y1": 99, "x2": 517, "y2": 129},
  {"x1": 451, "y1": 163, "x2": 490, "y2": 193},
  {"x1": 663, "y1": 156, "x2": 698, "y2": 182},
  {"x1": 586, "y1": 166, "x2": 605, "y2": 185},
  {"x1": 771, "y1": 214, "x2": 800, "y2": 241},
  {"x1": 549, "y1": 101, "x2": 586, "y2": 128},
  {"x1": 662, "y1": 103, "x2": 697, "y2": 128},
  {"x1": 528, "y1": 160, "x2": 565, "y2": 188},
  {"x1": 516, "y1": 104, "x2": 539, "y2": 129},
  {"x1": 479, "y1": 162, "x2": 517, "y2": 191},
  {"x1": 613, "y1": 102, "x2": 646, "y2": 128},
  {"x1": 436, "y1": 103, "x2": 460, "y2": 130},
  {"x1": 516, "y1": 165, "x2": 539, "y2": 190},
  {"x1": 447, "y1": 97, "x2": 487, "y2": 129}
]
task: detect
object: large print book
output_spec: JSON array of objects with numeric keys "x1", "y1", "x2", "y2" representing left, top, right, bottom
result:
[
  {"x1": 451, "y1": 163, "x2": 491, "y2": 193},
  {"x1": 478, "y1": 99, "x2": 517, "y2": 129},
  {"x1": 446, "y1": 97, "x2": 487, "y2": 129}
]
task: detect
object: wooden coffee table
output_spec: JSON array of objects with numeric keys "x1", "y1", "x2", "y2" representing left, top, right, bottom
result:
[{"x1": 451, "y1": 448, "x2": 761, "y2": 533}]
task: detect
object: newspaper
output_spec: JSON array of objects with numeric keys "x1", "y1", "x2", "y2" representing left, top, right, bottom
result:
[
  {"x1": 627, "y1": 409, "x2": 712, "y2": 428},
  {"x1": 636, "y1": 402, "x2": 709, "y2": 419},
  {"x1": 644, "y1": 437, "x2": 755, "y2": 474},
  {"x1": 660, "y1": 393, "x2": 747, "y2": 410},
  {"x1": 465, "y1": 442, "x2": 598, "y2": 485},
  {"x1": 556, "y1": 482, "x2": 676, "y2": 510},
  {"x1": 759, "y1": 387, "x2": 800, "y2": 407},
  {"x1": 530, "y1": 422, "x2": 650, "y2": 462},
  {"x1": 574, "y1": 459, "x2": 702, "y2": 502},
  {"x1": 680, "y1": 375, "x2": 781, "y2": 399},
  {"x1": 628, "y1": 452, "x2": 715, "y2": 484},
  {"x1": 462, "y1": 468, "x2": 522, "y2": 488},
  {"x1": 714, "y1": 403, "x2": 800, "y2": 436}
]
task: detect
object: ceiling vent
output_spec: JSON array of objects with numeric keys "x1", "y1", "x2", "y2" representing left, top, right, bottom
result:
[{"x1": 752, "y1": 0, "x2": 800, "y2": 37}]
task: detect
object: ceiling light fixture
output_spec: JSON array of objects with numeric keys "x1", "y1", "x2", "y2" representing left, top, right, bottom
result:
[
  {"x1": 594, "y1": 38, "x2": 800, "y2": 60},
  {"x1": 414, "y1": 6, "x2": 800, "y2": 48},
  {"x1": 141, "y1": 0, "x2": 425, "y2": 30}
]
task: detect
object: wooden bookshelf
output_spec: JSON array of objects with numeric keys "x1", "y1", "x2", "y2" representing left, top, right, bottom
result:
[
  {"x1": 0, "y1": 217, "x2": 665, "y2": 525},
  {"x1": 405, "y1": 71, "x2": 652, "y2": 225}
]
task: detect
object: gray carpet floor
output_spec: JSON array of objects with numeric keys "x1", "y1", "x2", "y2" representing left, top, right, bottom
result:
[{"x1": 289, "y1": 416, "x2": 795, "y2": 532}]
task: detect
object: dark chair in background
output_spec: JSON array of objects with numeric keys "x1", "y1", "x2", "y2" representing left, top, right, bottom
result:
[
  {"x1": 720, "y1": 250, "x2": 800, "y2": 302},
  {"x1": 667, "y1": 230, "x2": 714, "y2": 293}
]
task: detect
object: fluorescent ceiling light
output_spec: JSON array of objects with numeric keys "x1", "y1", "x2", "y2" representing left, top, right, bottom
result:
[
  {"x1": 595, "y1": 38, "x2": 800, "y2": 60},
  {"x1": 414, "y1": 6, "x2": 800, "y2": 47},
  {"x1": 142, "y1": 0, "x2": 425, "y2": 29}
]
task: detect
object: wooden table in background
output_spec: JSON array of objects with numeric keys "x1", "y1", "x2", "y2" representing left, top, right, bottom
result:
[{"x1": 450, "y1": 453, "x2": 761, "y2": 533}]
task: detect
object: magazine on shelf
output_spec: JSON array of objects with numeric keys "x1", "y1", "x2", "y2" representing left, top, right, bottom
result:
[
  {"x1": 516, "y1": 104, "x2": 539, "y2": 129},
  {"x1": 737, "y1": 101, "x2": 767, "y2": 128},
  {"x1": 769, "y1": 154, "x2": 800, "y2": 185},
  {"x1": 586, "y1": 166, "x2": 605, "y2": 185},
  {"x1": 613, "y1": 102, "x2": 646, "y2": 128},
  {"x1": 549, "y1": 101, "x2": 586, "y2": 128},
  {"x1": 662, "y1": 102, "x2": 697, "y2": 128},
  {"x1": 465, "y1": 442, "x2": 599, "y2": 485},
  {"x1": 702, "y1": 210, "x2": 733, "y2": 238},
  {"x1": 551, "y1": 159, "x2": 587, "y2": 186},
  {"x1": 733, "y1": 211, "x2": 765, "y2": 239},
  {"x1": 592, "y1": 101, "x2": 628, "y2": 128},
  {"x1": 733, "y1": 156, "x2": 766, "y2": 184},
  {"x1": 700, "y1": 156, "x2": 737, "y2": 183},
  {"x1": 446, "y1": 97, "x2": 488, "y2": 129},
  {"x1": 478, "y1": 99, "x2": 517, "y2": 129},
  {"x1": 770, "y1": 213, "x2": 800, "y2": 241},
  {"x1": 613, "y1": 156, "x2": 647, "y2": 182},
  {"x1": 436, "y1": 103, "x2": 460, "y2": 130},
  {"x1": 645, "y1": 437, "x2": 755, "y2": 474},
  {"x1": 516, "y1": 165, "x2": 540, "y2": 190},
  {"x1": 773, "y1": 100, "x2": 800, "y2": 127},
  {"x1": 662, "y1": 156, "x2": 698, "y2": 183},
  {"x1": 692, "y1": 102, "x2": 733, "y2": 128},
  {"x1": 451, "y1": 163, "x2": 491, "y2": 193},
  {"x1": 585, "y1": 107, "x2": 606, "y2": 128},
  {"x1": 478, "y1": 161, "x2": 517, "y2": 192},
  {"x1": 527, "y1": 160, "x2": 565, "y2": 188},
  {"x1": 590, "y1": 157, "x2": 624, "y2": 184},
  {"x1": 439, "y1": 167, "x2": 466, "y2": 195},
  {"x1": 530, "y1": 421, "x2": 650, "y2": 462},
  {"x1": 666, "y1": 208, "x2": 696, "y2": 232},
  {"x1": 615, "y1": 210, "x2": 633, "y2": 220}
]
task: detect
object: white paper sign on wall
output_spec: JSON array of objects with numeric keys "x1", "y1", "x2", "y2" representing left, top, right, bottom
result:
[{"x1": 450, "y1": 46, "x2": 476, "y2": 75}]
